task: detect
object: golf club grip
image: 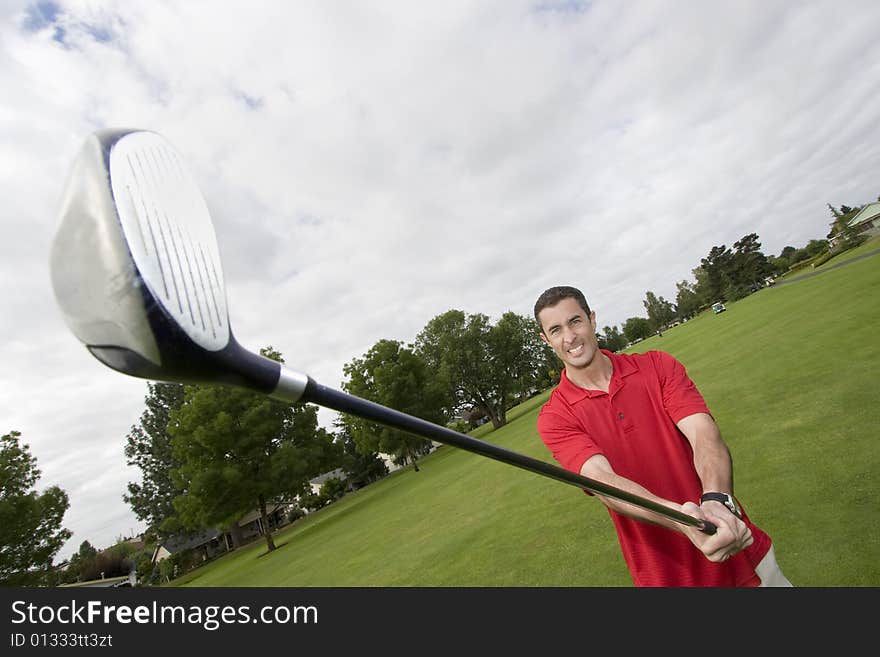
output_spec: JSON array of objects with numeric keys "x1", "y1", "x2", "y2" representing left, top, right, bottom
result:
[{"x1": 303, "y1": 379, "x2": 713, "y2": 533}]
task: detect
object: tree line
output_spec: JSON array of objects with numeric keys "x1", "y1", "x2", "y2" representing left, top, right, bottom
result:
[{"x1": 596, "y1": 199, "x2": 874, "y2": 351}]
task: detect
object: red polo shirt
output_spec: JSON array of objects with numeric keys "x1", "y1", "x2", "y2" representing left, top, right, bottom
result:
[{"x1": 537, "y1": 350, "x2": 770, "y2": 586}]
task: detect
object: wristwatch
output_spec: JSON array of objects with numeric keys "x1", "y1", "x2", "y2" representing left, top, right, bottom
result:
[{"x1": 700, "y1": 492, "x2": 741, "y2": 518}]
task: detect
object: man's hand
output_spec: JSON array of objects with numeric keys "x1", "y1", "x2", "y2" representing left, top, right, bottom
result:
[{"x1": 681, "y1": 501, "x2": 753, "y2": 562}]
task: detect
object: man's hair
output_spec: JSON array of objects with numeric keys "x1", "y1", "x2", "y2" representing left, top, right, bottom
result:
[{"x1": 533, "y1": 286, "x2": 591, "y2": 332}]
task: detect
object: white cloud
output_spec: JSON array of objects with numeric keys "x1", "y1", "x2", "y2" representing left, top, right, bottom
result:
[{"x1": 2, "y1": 0, "x2": 879, "y2": 560}]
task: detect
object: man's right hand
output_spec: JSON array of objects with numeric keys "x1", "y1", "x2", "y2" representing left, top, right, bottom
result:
[{"x1": 680, "y1": 501, "x2": 753, "y2": 562}]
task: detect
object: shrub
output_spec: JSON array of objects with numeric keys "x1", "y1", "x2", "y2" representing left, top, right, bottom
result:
[{"x1": 811, "y1": 251, "x2": 835, "y2": 267}]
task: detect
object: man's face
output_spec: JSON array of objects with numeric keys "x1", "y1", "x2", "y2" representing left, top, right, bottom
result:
[{"x1": 538, "y1": 297, "x2": 599, "y2": 370}]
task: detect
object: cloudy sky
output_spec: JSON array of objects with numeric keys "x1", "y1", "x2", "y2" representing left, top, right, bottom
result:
[{"x1": 2, "y1": 0, "x2": 879, "y2": 562}]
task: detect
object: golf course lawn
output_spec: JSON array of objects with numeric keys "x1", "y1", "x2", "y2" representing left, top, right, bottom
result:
[{"x1": 170, "y1": 244, "x2": 879, "y2": 587}]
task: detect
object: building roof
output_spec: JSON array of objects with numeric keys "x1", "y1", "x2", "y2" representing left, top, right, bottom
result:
[
  {"x1": 160, "y1": 528, "x2": 223, "y2": 554},
  {"x1": 848, "y1": 202, "x2": 880, "y2": 226},
  {"x1": 309, "y1": 468, "x2": 346, "y2": 486},
  {"x1": 59, "y1": 575, "x2": 130, "y2": 588}
]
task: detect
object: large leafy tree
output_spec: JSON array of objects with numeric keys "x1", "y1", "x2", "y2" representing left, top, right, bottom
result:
[
  {"x1": 415, "y1": 310, "x2": 493, "y2": 423},
  {"x1": 698, "y1": 245, "x2": 733, "y2": 303},
  {"x1": 730, "y1": 233, "x2": 773, "y2": 294},
  {"x1": 674, "y1": 280, "x2": 701, "y2": 320},
  {"x1": 642, "y1": 291, "x2": 676, "y2": 331},
  {"x1": 0, "y1": 431, "x2": 71, "y2": 585},
  {"x1": 123, "y1": 383, "x2": 186, "y2": 535},
  {"x1": 168, "y1": 348, "x2": 341, "y2": 552},
  {"x1": 622, "y1": 317, "x2": 652, "y2": 343},
  {"x1": 59, "y1": 540, "x2": 98, "y2": 584},
  {"x1": 57, "y1": 540, "x2": 135, "y2": 584},
  {"x1": 414, "y1": 310, "x2": 545, "y2": 429},
  {"x1": 489, "y1": 312, "x2": 549, "y2": 404},
  {"x1": 598, "y1": 325, "x2": 627, "y2": 353},
  {"x1": 342, "y1": 339, "x2": 446, "y2": 471},
  {"x1": 694, "y1": 235, "x2": 773, "y2": 304}
]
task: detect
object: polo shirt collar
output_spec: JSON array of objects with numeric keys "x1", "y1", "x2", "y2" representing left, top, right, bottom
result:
[{"x1": 557, "y1": 350, "x2": 639, "y2": 404}]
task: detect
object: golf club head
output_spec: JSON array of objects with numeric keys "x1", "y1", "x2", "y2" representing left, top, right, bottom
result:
[{"x1": 50, "y1": 128, "x2": 306, "y2": 399}]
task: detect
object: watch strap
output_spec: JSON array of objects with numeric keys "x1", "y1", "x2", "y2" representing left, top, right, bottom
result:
[{"x1": 700, "y1": 492, "x2": 741, "y2": 517}]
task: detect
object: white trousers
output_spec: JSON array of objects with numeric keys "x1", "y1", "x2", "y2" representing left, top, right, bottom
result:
[{"x1": 756, "y1": 545, "x2": 793, "y2": 587}]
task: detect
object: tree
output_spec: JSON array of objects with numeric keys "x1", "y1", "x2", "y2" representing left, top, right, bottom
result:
[
  {"x1": 642, "y1": 291, "x2": 676, "y2": 331},
  {"x1": 123, "y1": 383, "x2": 186, "y2": 535},
  {"x1": 784, "y1": 244, "x2": 811, "y2": 267},
  {"x1": 598, "y1": 325, "x2": 627, "y2": 353},
  {"x1": 699, "y1": 245, "x2": 733, "y2": 303},
  {"x1": 0, "y1": 431, "x2": 71, "y2": 586},
  {"x1": 531, "y1": 319, "x2": 561, "y2": 389},
  {"x1": 484, "y1": 311, "x2": 551, "y2": 410},
  {"x1": 59, "y1": 540, "x2": 98, "y2": 584},
  {"x1": 342, "y1": 340, "x2": 445, "y2": 471},
  {"x1": 730, "y1": 233, "x2": 772, "y2": 292},
  {"x1": 317, "y1": 477, "x2": 347, "y2": 506},
  {"x1": 74, "y1": 542, "x2": 137, "y2": 582},
  {"x1": 414, "y1": 310, "x2": 495, "y2": 425},
  {"x1": 674, "y1": 280, "x2": 701, "y2": 320},
  {"x1": 337, "y1": 423, "x2": 388, "y2": 489},
  {"x1": 779, "y1": 245, "x2": 798, "y2": 260},
  {"x1": 297, "y1": 476, "x2": 348, "y2": 513},
  {"x1": 767, "y1": 255, "x2": 790, "y2": 276},
  {"x1": 414, "y1": 310, "x2": 546, "y2": 429},
  {"x1": 168, "y1": 347, "x2": 341, "y2": 553},
  {"x1": 622, "y1": 317, "x2": 652, "y2": 343},
  {"x1": 827, "y1": 203, "x2": 866, "y2": 250},
  {"x1": 804, "y1": 239, "x2": 830, "y2": 258}
]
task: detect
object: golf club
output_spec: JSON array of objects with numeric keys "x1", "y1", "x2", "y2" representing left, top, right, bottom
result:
[{"x1": 50, "y1": 128, "x2": 716, "y2": 535}]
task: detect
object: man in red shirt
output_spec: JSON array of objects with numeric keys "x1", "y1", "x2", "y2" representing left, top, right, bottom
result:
[{"x1": 534, "y1": 285, "x2": 792, "y2": 587}]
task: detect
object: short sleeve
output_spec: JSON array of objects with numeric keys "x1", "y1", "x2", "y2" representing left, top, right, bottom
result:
[
  {"x1": 536, "y1": 404, "x2": 604, "y2": 476},
  {"x1": 651, "y1": 351, "x2": 711, "y2": 423}
]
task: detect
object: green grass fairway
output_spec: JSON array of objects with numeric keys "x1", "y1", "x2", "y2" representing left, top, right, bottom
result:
[{"x1": 170, "y1": 249, "x2": 879, "y2": 587}]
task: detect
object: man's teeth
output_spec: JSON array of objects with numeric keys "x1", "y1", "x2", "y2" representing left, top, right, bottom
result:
[{"x1": 568, "y1": 345, "x2": 583, "y2": 354}]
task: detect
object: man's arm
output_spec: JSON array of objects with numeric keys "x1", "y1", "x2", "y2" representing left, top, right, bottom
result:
[
  {"x1": 676, "y1": 412, "x2": 754, "y2": 558},
  {"x1": 580, "y1": 453, "x2": 752, "y2": 562},
  {"x1": 580, "y1": 454, "x2": 684, "y2": 530},
  {"x1": 676, "y1": 412, "x2": 734, "y2": 495}
]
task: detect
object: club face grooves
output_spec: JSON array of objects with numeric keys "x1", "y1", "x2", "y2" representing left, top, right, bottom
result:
[{"x1": 108, "y1": 131, "x2": 230, "y2": 353}]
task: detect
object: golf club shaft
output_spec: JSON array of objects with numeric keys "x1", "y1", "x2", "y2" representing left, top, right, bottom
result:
[{"x1": 302, "y1": 378, "x2": 717, "y2": 535}]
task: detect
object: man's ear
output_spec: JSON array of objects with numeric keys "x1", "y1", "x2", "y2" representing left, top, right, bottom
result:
[{"x1": 539, "y1": 331, "x2": 549, "y2": 345}]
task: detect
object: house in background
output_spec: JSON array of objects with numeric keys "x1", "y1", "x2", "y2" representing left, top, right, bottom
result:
[
  {"x1": 151, "y1": 503, "x2": 289, "y2": 566},
  {"x1": 151, "y1": 528, "x2": 230, "y2": 565},
  {"x1": 308, "y1": 467, "x2": 348, "y2": 494},
  {"x1": 377, "y1": 443, "x2": 442, "y2": 474},
  {"x1": 59, "y1": 574, "x2": 134, "y2": 588},
  {"x1": 236, "y1": 504, "x2": 287, "y2": 540},
  {"x1": 848, "y1": 202, "x2": 880, "y2": 236},
  {"x1": 829, "y1": 201, "x2": 880, "y2": 248}
]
